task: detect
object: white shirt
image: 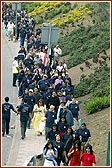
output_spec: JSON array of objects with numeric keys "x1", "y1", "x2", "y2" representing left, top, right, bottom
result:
[
  {"x1": 12, "y1": 60, "x2": 18, "y2": 73},
  {"x1": 7, "y1": 22, "x2": 14, "y2": 32},
  {"x1": 53, "y1": 47, "x2": 62, "y2": 57}
]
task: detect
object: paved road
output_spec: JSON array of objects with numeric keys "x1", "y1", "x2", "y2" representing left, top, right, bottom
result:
[{"x1": 1, "y1": 31, "x2": 20, "y2": 166}]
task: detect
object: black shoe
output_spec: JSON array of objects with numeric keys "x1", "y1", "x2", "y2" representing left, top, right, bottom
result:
[
  {"x1": 63, "y1": 162, "x2": 68, "y2": 166},
  {"x1": 21, "y1": 137, "x2": 24, "y2": 140},
  {"x1": 2, "y1": 133, "x2": 4, "y2": 137},
  {"x1": 40, "y1": 132, "x2": 42, "y2": 135}
]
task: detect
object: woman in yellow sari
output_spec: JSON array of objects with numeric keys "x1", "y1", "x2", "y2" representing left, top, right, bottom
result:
[{"x1": 32, "y1": 99, "x2": 46, "y2": 135}]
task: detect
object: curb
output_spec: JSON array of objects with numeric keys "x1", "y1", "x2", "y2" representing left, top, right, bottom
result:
[{"x1": 6, "y1": 117, "x2": 20, "y2": 166}]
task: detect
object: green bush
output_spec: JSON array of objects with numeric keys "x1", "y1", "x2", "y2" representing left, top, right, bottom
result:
[
  {"x1": 74, "y1": 66, "x2": 110, "y2": 98},
  {"x1": 85, "y1": 96, "x2": 110, "y2": 114},
  {"x1": 36, "y1": 17, "x2": 43, "y2": 24},
  {"x1": 61, "y1": 6, "x2": 71, "y2": 14},
  {"x1": 21, "y1": 2, "x2": 40, "y2": 12},
  {"x1": 46, "y1": 11, "x2": 56, "y2": 19},
  {"x1": 93, "y1": 85, "x2": 110, "y2": 97}
]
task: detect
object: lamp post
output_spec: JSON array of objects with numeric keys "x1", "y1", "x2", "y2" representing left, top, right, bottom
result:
[
  {"x1": 43, "y1": 23, "x2": 53, "y2": 58},
  {"x1": 41, "y1": 23, "x2": 59, "y2": 63}
]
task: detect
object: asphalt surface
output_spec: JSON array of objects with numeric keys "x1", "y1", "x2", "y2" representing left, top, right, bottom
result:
[{"x1": 2, "y1": 31, "x2": 20, "y2": 166}]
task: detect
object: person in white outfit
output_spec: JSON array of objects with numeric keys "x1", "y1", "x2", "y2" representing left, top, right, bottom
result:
[
  {"x1": 43, "y1": 141, "x2": 58, "y2": 166},
  {"x1": 53, "y1": 45, "x2": 62, "y2": 62},
  {"x1": 7, "y1": 20, "x2": 14, "y2": 41},
  {"x1": 12, "y1": 57, "x2": 19, "y2": 87}
]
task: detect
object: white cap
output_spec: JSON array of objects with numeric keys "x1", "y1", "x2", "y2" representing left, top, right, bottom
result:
[{"x1": 29, "y1": 89, "x2": 33, "y2": 92}]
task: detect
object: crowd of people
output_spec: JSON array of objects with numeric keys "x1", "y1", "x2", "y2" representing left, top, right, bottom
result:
[{"x1": 2, "y1": 2, "x2": 96, "y2": 166}]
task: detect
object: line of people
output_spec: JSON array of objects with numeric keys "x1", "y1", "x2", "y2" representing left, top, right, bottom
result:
[{"x1": 2, "y1": 2, "x2": 96, "y2": 166}]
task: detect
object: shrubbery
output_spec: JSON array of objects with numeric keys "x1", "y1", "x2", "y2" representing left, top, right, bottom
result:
[
  {"x1": 58, "y1": 20, "x2": 109, "y2": 69},
  {"x1": 85, "y1": 96, "x2": 110, "y2": 114},
  {"x1": 21, "y1": 2, "x2": 40, "y2": 12},
  {"x1": 74, "y1": 66, "x2": 110, "y2": 98},
  {"x1": 36, "y1": 17, "x2": 43, "y2": 24},
  {"x1": 74, "y1": 66, "x2": 110, "y2": 113}
]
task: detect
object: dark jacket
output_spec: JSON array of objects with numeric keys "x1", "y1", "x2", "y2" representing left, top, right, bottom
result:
[{"x1": 45, "y1": 110, "x2": 57, "y2": 128}]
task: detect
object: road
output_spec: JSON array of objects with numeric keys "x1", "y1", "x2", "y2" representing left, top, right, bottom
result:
[{"x1": 1, "y1": 31, "x2": 20, "y2": 166}]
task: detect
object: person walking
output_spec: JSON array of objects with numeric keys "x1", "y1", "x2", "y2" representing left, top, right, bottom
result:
[
  {"x1": 12, "y1": 57, "x2": 19, "y2": 87},
  {"x1": 19, "y1": 26, "x2": 26, "y2": 47},
  {"x1": 47, "y1": 123, "x2": 60, "y2": 142},
  {"x1": 59, "y1": 105, "x2": 74, "y2": 128},
  {"x1": 43, "y1": 141, "x2": 58, "y2": 166},
  {"x1": 81, "y1": 143, "x2": 96, "y2": 166},
  {"x1": 48, "y1": 91, "x2": 60, "y2": 112},
  {"x1": 53, "y1": 45, "x2": 62, "y2": 62},
  {"x1": 7, "y1": 20, "x2": 14, "y2": 41},
  {"x1": 48, "y1": 45, "x2": 54, "y2": 65},
  {"x1": 31, "y1": 99, "x2": 46, "y2": 135},
  {"x1": 68, "y1": 140, "x2": 82, "y2": 166},
  {"x1": 68, "y1": 98, "x2": 80, "y2": 130},
  {"x1": 62, "y1": 127, "x2": 74, "y2": 165},
  {"x1": 53, "y1": 134, "x2": 65, "y2": 166},
  {"x1": 27, "y1": 89, "x2": 36, "y2": 129},
  {"x1": 75, "y1": 123, "x2": 91, "y2": 153},
  {"x1": 2, "y1": 97, "x2": 17, "y2": 137},
  {"x1": 17, "y1": 98, "x2": 32, "y2": 139},
  {"x1": 45, "y1": 105, "x2": 57, "y2": 140},
  {"x1": 57, "y1": 115, "x2": 68, "y2": 137}
]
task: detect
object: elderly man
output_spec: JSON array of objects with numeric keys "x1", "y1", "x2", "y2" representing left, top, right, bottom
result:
[
  {"x1": 53, "y1": 45, "x2": 62, "y2": 62},
  {"x1": 59, "y1": 105, "x2": 74, "y2": 128}
]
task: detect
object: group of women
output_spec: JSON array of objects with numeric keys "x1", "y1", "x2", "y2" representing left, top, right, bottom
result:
[{"x1": 43, "y1": 137, "x2": 96, "y2": 166}]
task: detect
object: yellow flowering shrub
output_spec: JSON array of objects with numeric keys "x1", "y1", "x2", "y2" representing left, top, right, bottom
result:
[
  {"x1": 28, "y1": 3, "x2": 92, "y2": 27},
  {"x1": 28, "y1": 2, "x2": 64, "y2": 16}
]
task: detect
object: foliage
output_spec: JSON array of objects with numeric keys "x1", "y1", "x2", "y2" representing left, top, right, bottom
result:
[
  {"x1": 21, "y1": 2, "x2": 40, "y2": 12},
  {"x1": 60, "y1": 6, "x2": 71, "y2": 14},
  {"x1": 93, "y1": 85, "x2": 110, "y2": 97},
  {"x1": 36, "y1": 16, "x2": 43, "y2": 24},
  {"x1": 50, "y1": 6, "x2": 91, "y2": 26},
  {"x1": 28, "y1": 2, "x2": 64, "y2": 16},
  {"x1": 74, "y1": 65, "x2": 110, "y2": 113},
  {"x1": 85, "y1": 96, "x2": 110, "y2": 114},
  {"x1": 58, "y1": 20, "x2": 109, "y2": 69},
  {"x1": 22, "y1": 2, "x2": 92, "y2": 27},
  {"x1": 74, "y1": 66, "x2": 110, "y2": 98}
]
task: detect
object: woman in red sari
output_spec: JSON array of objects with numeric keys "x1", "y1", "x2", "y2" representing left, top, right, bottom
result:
[{"x1": 68, "y1": 140, "x2": 82, "y2": 166}]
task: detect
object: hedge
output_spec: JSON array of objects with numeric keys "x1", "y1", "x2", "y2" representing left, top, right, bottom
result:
[{"x1": 85, "y1": 96, "x2": 110, "y2": 114}]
